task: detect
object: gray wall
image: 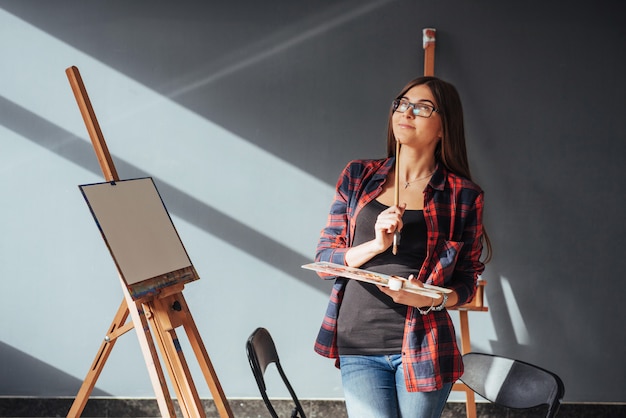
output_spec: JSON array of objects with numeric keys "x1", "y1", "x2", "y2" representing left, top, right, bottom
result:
[{"x1": 1, "y1": 0, "x2": 624, "y2": 404}]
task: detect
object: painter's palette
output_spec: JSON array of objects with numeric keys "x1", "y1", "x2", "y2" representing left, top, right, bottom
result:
[{"x1": 302, "y1": 262, "x2": 451, "y2": 298}]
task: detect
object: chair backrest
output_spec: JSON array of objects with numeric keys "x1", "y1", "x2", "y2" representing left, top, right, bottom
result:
[
  {"x1": 246, "y1": 327, "x2": 307, "y2": 418},
  {"x1": 460, "y1": 352, "x2": 565, "y2": 418}
]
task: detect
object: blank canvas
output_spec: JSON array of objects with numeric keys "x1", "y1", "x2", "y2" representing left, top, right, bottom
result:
[{"x1": 80, "y1": 177, "x2": 193, "y2": 286}]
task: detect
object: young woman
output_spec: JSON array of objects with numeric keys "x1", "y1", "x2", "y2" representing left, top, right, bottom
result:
[{"x1": 314, "y1": 76, "x2": 491, "y2": 418}]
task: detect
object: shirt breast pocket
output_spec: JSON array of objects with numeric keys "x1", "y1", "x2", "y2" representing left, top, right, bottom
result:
[{"x1": 426, "y1": 240, "x2": 464, "y2": 286}]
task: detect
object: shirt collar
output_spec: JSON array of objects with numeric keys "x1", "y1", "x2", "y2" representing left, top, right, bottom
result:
[{"x1": 429, "y1": 163, "x2": 446, "y2": 191}]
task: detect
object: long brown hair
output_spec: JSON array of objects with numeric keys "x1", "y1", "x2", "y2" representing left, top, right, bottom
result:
[{"x1": 386, "y1": 76, "x2": 492, "y2": 263}]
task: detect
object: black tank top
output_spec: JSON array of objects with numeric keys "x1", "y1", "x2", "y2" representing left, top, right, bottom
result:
[{"x1": 337, "y1": 199, "x2": 427, "y2": 355}]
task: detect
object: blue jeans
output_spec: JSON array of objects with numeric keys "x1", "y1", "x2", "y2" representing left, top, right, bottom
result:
[{"x1": 339, "y1": 354, "x2": 452, "y2": 418}]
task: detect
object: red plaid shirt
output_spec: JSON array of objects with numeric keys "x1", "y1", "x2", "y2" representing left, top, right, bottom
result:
[{"x1": 314, "y1": 158, "x2": 485, "y2": 391}]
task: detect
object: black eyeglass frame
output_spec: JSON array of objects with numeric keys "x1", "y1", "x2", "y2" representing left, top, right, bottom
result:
[{"x1": 392, "y1": 98, "x2": 440, "y2": 118}]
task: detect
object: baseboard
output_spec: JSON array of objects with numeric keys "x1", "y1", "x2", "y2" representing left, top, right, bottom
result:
[{"x1": 0, "y1": 397, "x2": 624, "y2": 417}]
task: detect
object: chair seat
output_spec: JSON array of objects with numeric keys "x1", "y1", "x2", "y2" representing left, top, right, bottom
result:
[{"x1": 459, "y1": 352, "x2": 565, "y2": 418}]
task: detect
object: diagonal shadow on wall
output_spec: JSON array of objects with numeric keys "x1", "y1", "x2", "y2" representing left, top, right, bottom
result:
[
  {"x1": 0, "y1": 340, "x2": 110, "y2": 397},
  {"x1": 0, "y1": 95, "x2": 332, "y2": 295}
]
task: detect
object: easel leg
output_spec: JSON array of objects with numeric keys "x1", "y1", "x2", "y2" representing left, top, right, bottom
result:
[
  {"x1": 67, "y1": 300, "x2": 129, "y2": 417},
  {"x1": 458, "y1": 310, "x2": 476, "y2": 418},
  {"x1": 147, "y1": 293, "x2": 234, "y2": 418},
  {"x1": 67, "y1": 291, "x2": 178, "y2": 417},
  {"x1": 121, "y1": 281, "x2": 178, "y2": 417},
  {"x1": 148, "y1": 296, "x2": 206, "y2": 418},
  {"x1": 178, "y1": 295, "x2": 234, "y2": 418}
]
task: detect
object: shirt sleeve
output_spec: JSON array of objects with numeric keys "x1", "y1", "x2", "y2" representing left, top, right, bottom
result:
[
  {"x1": 448, "y1": 189, "x2": 486, "y2": 306},
  {"x1": 314, "y1": 163, "x2": 353, "y2": 270}
]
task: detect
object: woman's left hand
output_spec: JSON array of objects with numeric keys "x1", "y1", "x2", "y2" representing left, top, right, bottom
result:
[{"x1": 378, "y1": 274, "x2": 442, "y2": 309}]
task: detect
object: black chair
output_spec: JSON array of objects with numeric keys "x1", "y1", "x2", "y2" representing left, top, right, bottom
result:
[
  {"x1": 459, "y1": 352, "x2": 565, "y2": 418},
  {"x1": 246, "y1": 327, "x2": 307, "y2": 418}
]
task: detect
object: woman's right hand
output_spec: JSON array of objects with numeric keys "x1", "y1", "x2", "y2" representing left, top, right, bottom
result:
[
  {"x1": 373, "y1": 203, "x2": 406, "y2": 253},
  {"x1": 344, "y1": 203, "x2": 405, "y2": 268}
]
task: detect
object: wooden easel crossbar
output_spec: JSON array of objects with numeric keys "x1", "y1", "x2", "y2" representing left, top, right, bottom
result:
[{"x1": 65, "y1": 66, "x2": 233, "y2": 418}]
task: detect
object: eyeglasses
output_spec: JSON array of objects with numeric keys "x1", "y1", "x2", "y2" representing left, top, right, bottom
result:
[{"x1": 392, "y1": 98, "x2": 439, "y2": 118}]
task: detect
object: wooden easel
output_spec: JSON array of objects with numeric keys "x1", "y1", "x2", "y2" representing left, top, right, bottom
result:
[
  {"x1": 448, "y1": 280, "x2": 488, "y2": 418},
  {"x1": 65, "y1": 66, "x2": 234, "y2": 418},
  {"x1": 421, "y1": 29, "x2": 489, "y2": 418}
]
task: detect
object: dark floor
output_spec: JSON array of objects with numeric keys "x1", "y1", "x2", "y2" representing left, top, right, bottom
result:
[{"x1": 0, "y1": 398, "x2": 624, "y2": 417}]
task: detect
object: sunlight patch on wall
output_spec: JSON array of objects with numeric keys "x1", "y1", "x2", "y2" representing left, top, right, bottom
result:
[
  {"x1": 0, "y1": 8, "x2": 334, "y2": 258},
  {"x1": 500, "y1": 276, "x2": 530, "y2": 345}
]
